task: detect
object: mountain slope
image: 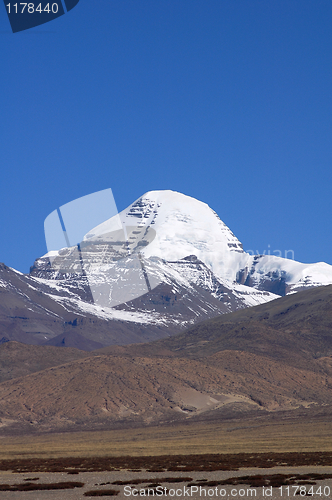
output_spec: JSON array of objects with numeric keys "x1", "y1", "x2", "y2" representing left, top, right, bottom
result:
[
  {"x1": 0, "y1": 263, "x2": 174, "y2": 348},
  {"x1": 0, "y1": 341, "x2": 88, "y2": 384},
  {"x1": 0, "y1": 347, "x2": 331, "y2": 434},
  {"x1": 116, "y1": 283, "x2": 332, "y2": 364},
  {"x1": 1, "y1": 258, "x2": 276, "y2": 349},
  {"x1": 1, "y1": 284, "x2": 332, "y2": 434}
]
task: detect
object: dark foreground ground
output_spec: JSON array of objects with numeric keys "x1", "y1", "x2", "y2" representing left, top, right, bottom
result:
[
  {"x1": 0, "y1": 454, "x2": 332, "y2": 500},
  {"x1": 1, "y1": 452, "x2": 332, "y2": 472}
]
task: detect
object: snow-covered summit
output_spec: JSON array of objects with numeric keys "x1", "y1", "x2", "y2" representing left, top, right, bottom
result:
[
  {"x1": 85, "y1": 190, "x2": 247, "y2": 282},
  {"x1": 41, "y1": 189, "x2": 332, "y2": 298},
  {"x1": 85, "y1": 189, "x2": 332, "y2": 294}
]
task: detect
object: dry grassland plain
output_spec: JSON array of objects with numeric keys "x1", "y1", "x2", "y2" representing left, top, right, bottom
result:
[{"x1": 1, "y1": 416, "x2": 332, "y2": 459}]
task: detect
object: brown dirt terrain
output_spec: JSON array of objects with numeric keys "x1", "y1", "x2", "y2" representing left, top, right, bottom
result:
[
  {"x1": 0, "y1": 284, "x2": 332, "y2": 440},
  {"x1": 0, "y1": 350, "x2": 332, "y2": 434}
]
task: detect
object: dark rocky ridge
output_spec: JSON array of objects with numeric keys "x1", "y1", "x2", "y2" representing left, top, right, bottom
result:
[{"x1": 1, "y1": 254, "x2": 275, "y2": 350}]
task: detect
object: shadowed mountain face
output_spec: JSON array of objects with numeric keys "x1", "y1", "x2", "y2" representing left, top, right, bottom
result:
[
  {"x1": 94, "y1": 283, "x2": 332, "y2": 368},
  {"x1": 140, "y1": 283, "x2": 332, "y2": 362},
  {"x1": 0, "y1": 258, "x2": 276, "y2": 350},
  {"x1": 0, "y1": 284, "x2": 332, "y2": 435},
  {"x1": 0, "y1": 262, "x2": 171, "y2": 350},
  {"x1": 0, "y1": 342, "x2": 88, "y2": 384}
]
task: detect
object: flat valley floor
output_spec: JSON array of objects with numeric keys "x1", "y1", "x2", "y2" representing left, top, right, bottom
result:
[
  {"x1": 1, "y1": 413, "x2": 332, "y2": 458},
  {"x1": 0, "y1": 414, "x2": 332, "y2": 499}
]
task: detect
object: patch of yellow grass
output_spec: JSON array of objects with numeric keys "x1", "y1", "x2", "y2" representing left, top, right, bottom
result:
[{"x1": 0, "y1": 417, "x2": 332, "y2": 459}]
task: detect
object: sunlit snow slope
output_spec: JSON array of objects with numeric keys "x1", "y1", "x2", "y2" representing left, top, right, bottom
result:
[
  {"x1": 86, "y1": 190, "x2": 247, "y2": 282},
  {"x1": 86, "y1": 190, "x2": 332, "y2": 295}
]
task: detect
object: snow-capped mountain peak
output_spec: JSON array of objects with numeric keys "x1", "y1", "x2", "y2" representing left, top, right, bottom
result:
[
  {"x1": 4, "y1": 188, "x2": 332, "y2": 349},
  {"x1": 46, "y1": 189, "x2": 332, "y2": 298},
  {"x1": 85, "y1": 190, "x2": 247, "y2": 282}
]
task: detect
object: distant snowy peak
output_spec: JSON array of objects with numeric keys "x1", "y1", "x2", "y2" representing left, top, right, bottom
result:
[{"x1": 238, "y1": 254, "x2": 332, "y2": 295}]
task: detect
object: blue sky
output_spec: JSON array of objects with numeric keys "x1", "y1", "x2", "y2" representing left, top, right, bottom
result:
[{"x1": 1, "y1": 0, "x2": 331, "y2": 273}]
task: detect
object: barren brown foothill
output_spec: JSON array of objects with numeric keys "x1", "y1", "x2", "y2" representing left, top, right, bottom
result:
[{"x1": 0, "y1": 285, "x2": 332, "y2": 500}]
